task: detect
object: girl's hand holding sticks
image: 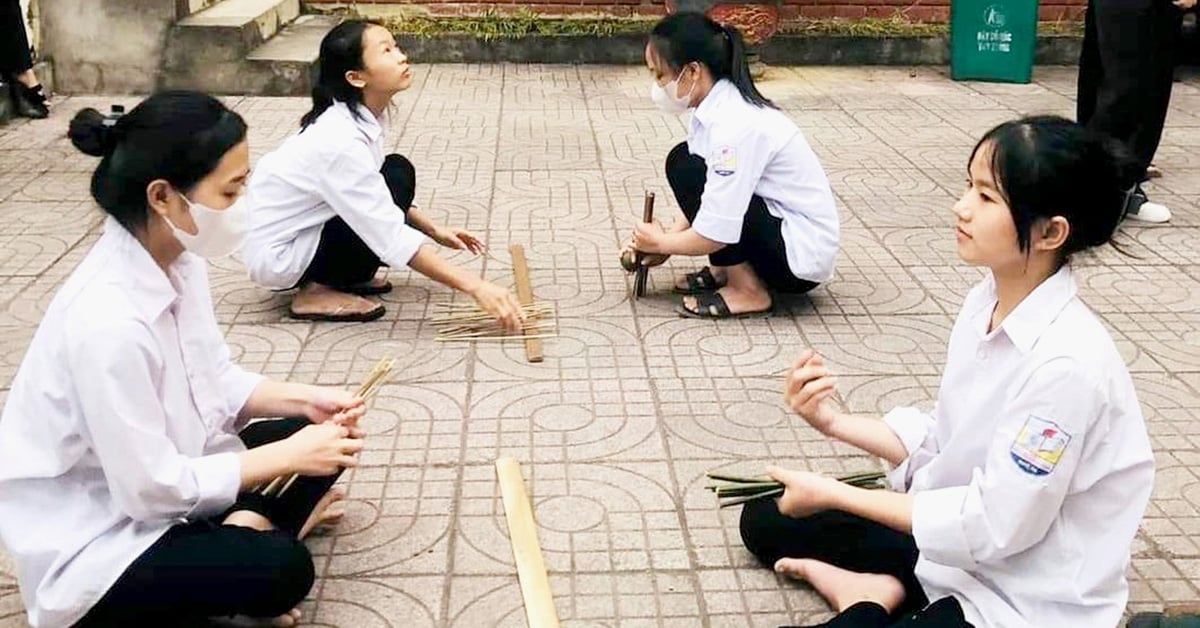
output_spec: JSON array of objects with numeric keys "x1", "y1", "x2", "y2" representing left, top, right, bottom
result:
[
  {"x1": 279, "y1": 423, "x2": 364, "y2": 477},
  {"x1": 767, "y1": 467, "x2": 840, "y2": 519},
  {"x1": 784, "y1": 349, "x2": 843, "y2": 434},
  {"x1": 303, "y1": 386, "x2": 365, "y2": 425}
]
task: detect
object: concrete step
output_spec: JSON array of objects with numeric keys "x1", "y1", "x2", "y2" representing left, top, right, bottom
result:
[
  {"x1": 173, "y1": 0, "x2": 301, "y2": 62},
  {"x1": 161, "y1": 0, "x2": 338, "y2": 97},
  {"x1": 244, "y1": 15, "x2": 341, "y2": 96}
]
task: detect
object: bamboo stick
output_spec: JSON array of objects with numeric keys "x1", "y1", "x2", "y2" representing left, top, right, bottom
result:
[
  {"x1": 510, "y1": 244, "x2": 544, "y2": 363},
  {"x1": 496, "y1": 457, "x2": 561, "y2": 628},
  {"x1": 261, "y1": 357, "x2": 395, "y2": 499},
  {"x1": 634, "y1": 192, "x2": 654, "y2": 299}
]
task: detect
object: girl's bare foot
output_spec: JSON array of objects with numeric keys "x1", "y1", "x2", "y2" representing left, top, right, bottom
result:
[
  {"x1": 298, "y1": 487, "x2": 347, "y2": 540},
  {"x1": 211, "y1": 609, "x2": 301, "y2": 627},
  {"x1": 674, "y1": 266, "x2": 728, "y2": 291},
  {"x1": 270, "y1": 608, "x2": 302, "y2": 627},
  {"x1": 775, "y1": 558, "x2": 905, "y2": 614},
  {"x1": 290, "y1": 283, "x2": 383, "y2": 321}
]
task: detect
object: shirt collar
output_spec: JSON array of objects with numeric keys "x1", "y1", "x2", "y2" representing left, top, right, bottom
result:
[
  {"x1": 692, "y1": 78, "x2": 736, "y2": 128},
  {"x1": 331, "y1": 100, "x2": 385, "y2": 143},
  {"x1": 971, "y1": 265, "x2": 1079, "y2": 353},
  {"x1": 101, "y1": 216, "x2": 189, "y2": 317}
]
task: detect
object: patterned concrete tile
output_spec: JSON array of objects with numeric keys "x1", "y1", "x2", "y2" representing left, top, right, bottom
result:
[
  {"x1": 464, "y1": 377, "x2": 663, "y2": 463},
  {"x1": 487, "y1": 170, "x2": 613, "y2": 232},
  {"x1": 641, "y1": 316, "x2": 807, "y2": 379},
  {"x1": 309, "y1": 576, "x2": 445, "y2": 627},
  {"x1": 454, "y1": 461, "x2": 688, "y2": 575},
  {"x1": 471, "y1": 317, "x2": 646, "y2": 382}
]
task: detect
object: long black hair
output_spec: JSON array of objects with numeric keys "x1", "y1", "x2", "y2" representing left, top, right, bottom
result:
[
  {"x1": 649, "y1": 12, "x2": 775, "y2": 109},
  {"x1": 300, "y1": 19, "x2": 382, "y2": 129},
  {"x1": 971, "y1": 115, "x2": 1132, "y2": 262},
  {"x1": 68, "y1": 91, "x2": 247, "y2": 234}
]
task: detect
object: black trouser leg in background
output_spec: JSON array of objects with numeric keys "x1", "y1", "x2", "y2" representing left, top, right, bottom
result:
[
  {"x1": 78, "y1": 417, "x2": 343, "y2": 626},
  {"x1": 299, "y1": 153, "x2": 418, "y2": 289},
  {"x1": 793, "y1": 598, "x2": 973, "y2": 628},
  {"x1": 664, "y1": 142, "x2": 817, "y2": 294},
  {"x1": 0, "y1": 0, "x2": 33, "y2": 78},
  {"x1": 1077, "y1": 0, "x2": 1183, "y2": 181}
]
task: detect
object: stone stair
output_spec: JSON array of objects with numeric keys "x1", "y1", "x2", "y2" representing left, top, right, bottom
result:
[{"x1": 161, "y1": 0, "x2": 339, "y2": 96}]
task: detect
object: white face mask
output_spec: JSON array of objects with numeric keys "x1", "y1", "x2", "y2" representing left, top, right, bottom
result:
[
  {"x1": 167, "y1": 193, "x2": 248, "y2": 259},
  {"x1": 650, "y1": 65, "x2": 696, "y2": 115}
]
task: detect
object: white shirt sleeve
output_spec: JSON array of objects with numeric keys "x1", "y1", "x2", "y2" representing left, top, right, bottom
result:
[
  {"x1": 212, "y1": 344, "x2": 266, "y2": 433},
  {"x1": 882, "y1": 405, "x2": 939, "y2": 492},
  {"x1": 68, "y1": 320, "x2": 241, "y2": 522},
  {"x1": 911, "y1": 358, "x2": 1099, "y2": 571},
  {"x1": 317, "y1": 142, "x2": 427, "y2": 269},
  {"x1": 691, "y1": 131, "x2": 773, "y2": 244}
]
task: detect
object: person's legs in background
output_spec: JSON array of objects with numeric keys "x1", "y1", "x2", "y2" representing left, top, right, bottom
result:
[{"x1": 0, "y1": 0, "x2": 48, "y2": 119}]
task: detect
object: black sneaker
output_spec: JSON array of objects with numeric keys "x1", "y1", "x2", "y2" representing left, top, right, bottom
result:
[{"x1": 11, "y1": 82, "x2": 49, "y2": 119}]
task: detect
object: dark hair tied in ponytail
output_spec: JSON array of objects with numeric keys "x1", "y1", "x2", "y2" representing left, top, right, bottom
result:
[
  {"x1": 649, "y1": 12, "x2": 776, "y2": 109},
  {"x1": 68, "y1": 91, "x2": 247, "y2": 234},
  {"x1": 301, "y1": 19, "x2": 381, "y2": 129}
]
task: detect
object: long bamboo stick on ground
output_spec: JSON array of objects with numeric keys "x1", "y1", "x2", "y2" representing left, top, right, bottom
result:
[{"x1": 496, "y1": 457, "x2": 561, "y2": 628}]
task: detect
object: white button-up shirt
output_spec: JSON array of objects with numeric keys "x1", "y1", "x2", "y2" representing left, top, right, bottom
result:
[
  {"x1": 884, "y1": 266, "x2": 1154, "y2": 628},
  {"x1": 686, "y1": 80, "x2": 840, "y2": 283},
  {"x1": 242, "y1": 101, "x2": 426, "y2": 289},
  {"x1": 0, "y1": 217, "x2": 264, "y2": 627}
]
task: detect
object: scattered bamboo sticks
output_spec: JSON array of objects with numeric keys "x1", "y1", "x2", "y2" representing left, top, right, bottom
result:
[
  {"x1": 255, "y1": 356, "x2": 395, "y2": 499},
  {"x1": 705, "y1": 470, "x2": 888, "y2": 508},
  {"x1": 430, "y1": 302, "x2": 558, "y2": 343}
]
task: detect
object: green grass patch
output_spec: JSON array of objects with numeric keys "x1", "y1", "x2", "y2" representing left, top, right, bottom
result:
[{"x1": 316, "y1": 6, "x2": 1083, "y2": 40}]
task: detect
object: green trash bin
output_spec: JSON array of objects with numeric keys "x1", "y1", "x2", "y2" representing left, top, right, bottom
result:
[{"x1": 950, "y1": 0, "x2": 1040, "y2": 83}]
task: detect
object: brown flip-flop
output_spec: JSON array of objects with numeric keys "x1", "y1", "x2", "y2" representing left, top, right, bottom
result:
[{"x1": 289, "y1": 302, "x2": 386, "y2": 322}]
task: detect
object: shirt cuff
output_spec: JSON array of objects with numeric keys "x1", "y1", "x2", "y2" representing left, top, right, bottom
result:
[
  {"x1": 185, "y1": 452, "x2": 241, "y2": 519},
  {"x1": 223, "y1": 369, "x2": 266, "y2": 427},
  {"x1": 691, "y1": 209, "x2": 744, "y2": 245},
  {"x1": 381, "y1": 224, "x2": 427, "y2": 269},
  {"x1": 882, "y1": 406, "x2": 931, "y2": 454},
  {"x1": 912, "y1": 486, "x2": 978, "y2": 571}
]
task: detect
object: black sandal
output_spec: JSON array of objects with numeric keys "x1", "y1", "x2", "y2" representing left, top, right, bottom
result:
[
  {"x1": 675, "y1": 291, "x2": 772, "y2": 320},
  {"x1": 672, "y1": 267, "x2": 724, "y2": 295}
]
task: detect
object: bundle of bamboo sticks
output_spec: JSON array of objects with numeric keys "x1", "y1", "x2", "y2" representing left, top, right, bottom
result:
[
  {"x1": 256, "y1": 356, "x2": 395, "y2": 499},
  {"x1": 431, "y1": 301, "x2": 558, "y2": 343},
  {"x1": 705, "y1": 470, "x2": 888, "y2": 508}
]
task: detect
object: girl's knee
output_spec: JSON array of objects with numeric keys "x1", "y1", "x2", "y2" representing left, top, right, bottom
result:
[
  {"x1": 256, "y1": 535, "x2": 315, "y2": 615},
  {"x1": 738, "y1": 497, "x2": 787, "y2": 564},
  {"x1": 382, "y1": 153, "x2": 415, "y2": 178}
]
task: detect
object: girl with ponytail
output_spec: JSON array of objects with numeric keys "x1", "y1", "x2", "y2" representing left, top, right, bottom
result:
[
  {"x1": 624, "y1": 12, "x2": 840, "y2": 319},
  {"x1": 242, "y1": 20, "x2": 522, "y2": 328},
  {"x1": 743, "y1": 117, "x2": 1151, "y2": 628}
]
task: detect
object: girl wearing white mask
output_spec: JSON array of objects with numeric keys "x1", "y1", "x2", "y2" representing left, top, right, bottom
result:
[
  {"x1": 0, "y1": 92, "x2": 366, "y2": 627},
  {"x1": 242, "y1": 20, "x2": 523, "y2": 328},
  {"x1": 624, "y1": 13, "x2": 840, "y2": 319}
]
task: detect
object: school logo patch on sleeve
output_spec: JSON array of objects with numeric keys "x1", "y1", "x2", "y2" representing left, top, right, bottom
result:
[
  {"x1": 711, "y1": 146, "x2": 737, "y2": 176},
  {"x1": 1010, "y1": 416, "x2": 1071, "y2": 476}
]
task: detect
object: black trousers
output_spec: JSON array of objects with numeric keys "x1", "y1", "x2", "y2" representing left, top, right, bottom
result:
[
  {"x1": 1077, "y1": 0, "x2": 1183, "y2": 180},
  {"x1": 740, "y1": 498, "x2": 974, "y2": 628},
  {"x1": 299, "y1": 153, "x2": 417, "y2": 289},
  {"x1": 78, "y1": 418, "x2": 341, "y2": 627},
  {"x1": 0, "y1": 0, "x2": 34, "y2": 77},
  {"x1": 665, "y1": 142, "x2": 818, "y2": 294}
]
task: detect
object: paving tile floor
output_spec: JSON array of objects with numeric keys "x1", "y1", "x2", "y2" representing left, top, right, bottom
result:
[{"x1": 1, "y1": 64, "x2": 1199, "y2": 626}]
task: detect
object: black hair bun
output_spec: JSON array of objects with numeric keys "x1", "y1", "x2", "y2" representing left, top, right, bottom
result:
[{"x1": 68, "y1": 108, "x2": 115, "y2": 157}]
